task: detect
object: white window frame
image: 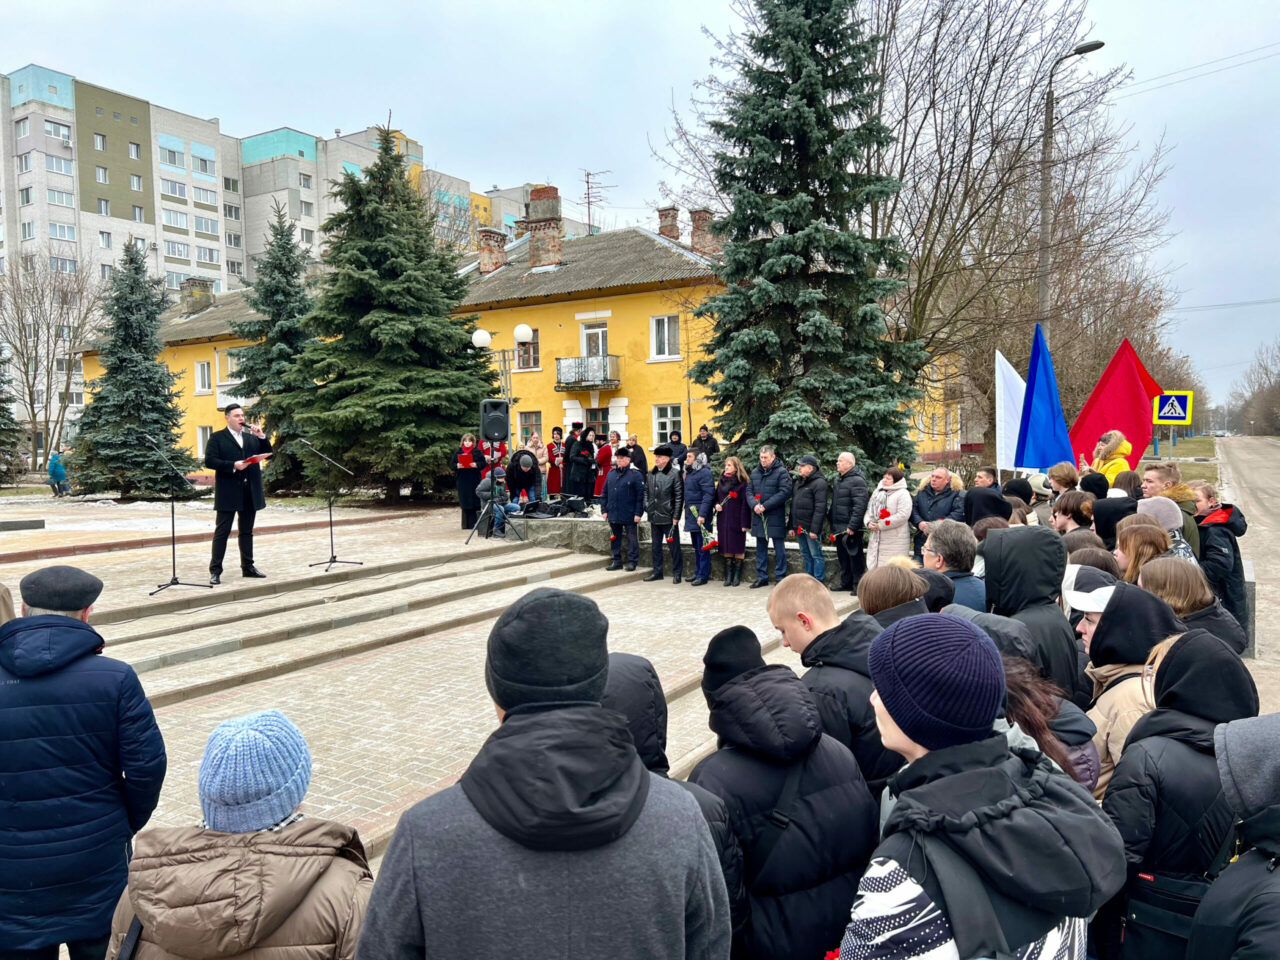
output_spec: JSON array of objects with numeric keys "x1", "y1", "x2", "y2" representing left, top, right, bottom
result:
[
  {"x1": 100, "y1": 264, "x2": 113, "y2": 279},
  {"x1": 44, "y1": 120, "x2": 71, "y2": 141},
  {"x1": 193, "y1": 186, "x2": 217, "y2": 205},
  {"x1": 195, "y1": 361, "x2": 213, "y2": 394},
  {"x1": 93, "y1": 133, "x2": 106, "y2": 151},
  {"x1": 581, "y1": 320, "x2": 608, "y2": 357},
  {"x1": 196, "y1": 157, "x2": 215, "y2": 175},
  {"x1": 20, "y1": 220, "x2": 35, "y2": 240},
  {"x1": 45, "y1": 154, "x2": 72, "y2": 175},
  {"x1": 223, "y1": 203, "x2": 240, "y2": 221},
  {"x1": 15, "y1": 117, "x2": 29, "y2": 138},
  {"x1": 225, "y1": 232, "x2": 242, "y2": 248},
  {"x1": 299, "y1": 200, "x2": 314, "y2": 218},
  {"x1": 650, "y1": 314, "x2": 681, "y2": 361},
  {"x1": 97, "y1": 198, "x2": 110, "y2": 216},
  {"x1": 227, "y1": 259, "x2": 243, "y2": 276},
  {"x1": 132, "y1": 205, "x2": 145, "y2": 222},
  {"x1": 47, "y1": 189, "x2": 74, "y2": 207},
  {"x1": 19, "y1": 186, "x2": 32, "y2": 206},
  {"x1": 299, "y1": 173, "x2": 312, "y2": 189},
  {"x1": 516, "y1": 328, "x2": 540, "y2": 370},
  {"x1": 298, "y1": 228, "x2": 314, "y2": 244},
  {"x1": 16, "y1": 152, "x2": 31, "y2": 173},
  {"x1": 49, "y1": 256, "x2": 77, "y2": 275},
  {"x1": 164, "y1": 240, "x2": 190, "y2": 259},
  {"x1": 196, "y1": 245, "x2": 220, "y2": 265},
  {"x1": 99, "y1": 231, "x2": 112, "y2": 249},
  {"x1": 95, "y1": 165, "x2": 109, "y2": 184},
  {"x1": 160, "y1": 147, "x2": 184, "y2": 167},
  {"x1": 163, "y1": 209, "x2": 189, "y2": 229},
  {"x1": 130, "y1": 173, "x2": 143, "y2": 191},
  {"x1": 160, "y1": 178, "x2": 186, "y2": 199},
  {"x1": 197, "y1": 424, "x2": 213, "y2": 457},
  {"x1": 48, "y1": 222, "x2": 76, "y2": 241},
  {"x1": 128, "y1": 141, "x2": 141, "y2": 159},
  {"x1": 194, "y1": 215, "x2": 218, "y2": 234},
  {"x1": 653, "y1": 404, "x2": 683, "y2": 445}
]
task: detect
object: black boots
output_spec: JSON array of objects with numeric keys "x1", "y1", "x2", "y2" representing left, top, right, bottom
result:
[{"x1": 722, "y1": 558, "x2": 742, "y2": 586}]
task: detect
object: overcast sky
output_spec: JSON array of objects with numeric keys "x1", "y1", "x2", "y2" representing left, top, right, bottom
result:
[{"x1": 10, "y1": 0, "x2": 1276, "y2": 403}]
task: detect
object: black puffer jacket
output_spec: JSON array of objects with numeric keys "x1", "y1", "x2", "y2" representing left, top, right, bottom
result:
[
  {"x1": 1187, "y1": 713, "x2": 1280, "y2": 960},
  {"x1": 645, "y1": 462, "x2": 684, "y2": 527},
  {"x1": 690, "y1": 665, "x2": 878, "y2": 960},
  {"x1": 1183, "y1": 598, "x2": 1247, "y2": 654},
  {"x1": 799, "y1": 611, "x2": 905, "y2": 796},
  {"x1": 1096, "y1": 630, "x2": 1259, "y2": 959},
  {"x1": 788, "y1": 470, "x2": 829, "y2": 538},
  {"x1": 871, "y1": 596, "x2": 929, "y2": 630},
  {"x1": 828, "y1": 466, "x2": 869, "y2": 533},
  {"x1": 910, "y1": 484, "x2": 964, "y2": 552},
  {"x1": 601, "y1": 653, "x2": 747, "y2": 939},
  {"x1": 1197, "y1": 504, "x2": 1248, "y2": 628},
  {"x1": 983, "y1": 526, "x2": 1091, "y2": 707}
]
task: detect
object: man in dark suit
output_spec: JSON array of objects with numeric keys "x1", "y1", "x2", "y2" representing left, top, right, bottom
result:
[{"x1": 204, "y1": 403, "x2": 271, "y2": 585}]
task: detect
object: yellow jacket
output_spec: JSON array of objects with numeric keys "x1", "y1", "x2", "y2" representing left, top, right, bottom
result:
[{"x1": 1091, "y1": 441, "x2": 1132, "y2": 484}]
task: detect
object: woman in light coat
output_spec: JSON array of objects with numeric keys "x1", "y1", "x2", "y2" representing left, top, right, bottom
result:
[
  {"x1": 523, "y1": 431, "x2": 549, "y2": 475},
  {"x1": 863, "y1": 467, "x2": 912, "y2": 569}
]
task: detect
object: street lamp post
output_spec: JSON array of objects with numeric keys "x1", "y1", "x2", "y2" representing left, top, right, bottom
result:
[
  {"x1": 472, "y1": 324, "x2": 534, "y2": 443},
  {"x1": 1036, "y1": 38, "x2": 1105, "y2": 350}
]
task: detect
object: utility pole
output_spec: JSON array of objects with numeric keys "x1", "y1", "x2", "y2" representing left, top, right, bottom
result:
[{"x1": 581, "y1": 169, "x2": 615, "y2": 235}]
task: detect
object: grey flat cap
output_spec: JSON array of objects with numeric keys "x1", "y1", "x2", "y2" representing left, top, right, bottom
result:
[{"x1": 19, "y1": 565, "x2": 104, "y2": 611}]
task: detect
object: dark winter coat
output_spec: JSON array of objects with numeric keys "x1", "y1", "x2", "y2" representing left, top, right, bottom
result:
[
  {"x1": 1183, "y1": 599, "x2": 1247, "y2": 655},
  {"x1": 629, "y1": 445, "x2": 648, "y2": 475},
  {"x1": 827, "y1": 466, "x2": 869, "y2": 534},
  {"x1": 359, "y1": 702, "x2": 730, "y2": 960},
  {"x1": 788, "y1": 470, "x2": 828, "y2": 539},
  {"x1": 683, "y1": 465, "x2": 715, "y2": 533},
  {"x1": 746, "y1": 459, "x2": 793, "y2": 540},
  {"x1": 983, "y1": 526, "x2": 1091, "y2": 708},
  {"x1": 799, "y1": 611, "x2": 905, "y2": 796},
  {"x1": 451, "y1": 446, "x2": 486, "y2": 510},
  {"x1": 602, "y1": 465, "x2": 645, "y2": 523},
  {"x1": 690, "y1": 665, "x2": 878, "y2": 960},
  {"x1": 666, "y1": 436, "x2": 689, "y2": 464},
  {"x1": 690, "y1": 433, "x2": 720, "y2": 461},
  {"x1": 567, "y1": 434, "x2": 598, "y2": 489},
  {"x1": 505, "y1": 449, "x2": 543, "y2": 501},
  {"x1": 715, "y1": 475, "x2": 751, "y2": 555},
  {"x1": 942, "y1": 570, "x2": 986, "y2": 611},
  {"x1": 475, "y1": 473, "x2": 508, "y2": 506},
  {"x1": 963, "y1": 485, "x2": 1012, "y2": 525},
  {"x1": 910, "y1": 484, "x2": 965, "y2": 553},
  {"x1": 1096, "y1": 630, "x2": 1258, "y2": 959},
  {"x1": 842, "y1": 736, "x2": 1125, "y2": 960},
  {"x1": 204, "y1": 427, "x2": 272, "y2": 512},
  {"x1": 1187, "y1": 714, "x2": 1280, "y2": 960},
  {"x1": 1050, "y1": 699, "x2": 1102, "y2": 794},
  {"x1": 0, "y1": 615, "x2": 167, "y2": 951},
  {"x1": 601, "y1": 654, "x2": 747, "y2": 941},
  {"x1": 1197, "y1": 504, "x2": 1248, "y2": 628},
  {"x1": 941, "y1": 605, "x2": 1040, "y2": 666},
  {"x1": 645, "y1": 462, "x2": 684, "y2": 528},
  {"x1": 872, "y1": 596, "x2": 930, "y2": 630}
]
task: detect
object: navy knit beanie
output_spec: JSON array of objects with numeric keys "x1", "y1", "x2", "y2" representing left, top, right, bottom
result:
[{"x1": 868, "y1": 613, "x2": 1005, "y2": 751}]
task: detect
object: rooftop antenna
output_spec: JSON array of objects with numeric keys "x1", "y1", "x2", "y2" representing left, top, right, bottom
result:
[{"x1": 581, "y1": 169, "x2": 615, "y2": 235}]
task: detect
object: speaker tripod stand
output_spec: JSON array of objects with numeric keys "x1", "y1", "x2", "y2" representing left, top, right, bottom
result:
[{"x1": 465, "y1": 497, "x2": 526, "y2": 545}]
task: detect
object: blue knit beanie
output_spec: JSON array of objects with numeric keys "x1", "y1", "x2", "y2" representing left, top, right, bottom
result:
[
  {"x1": 199, "y1": 710, "x2": 312, "y2": 833},
  {"x1": 868, "y1": 613, "x2": 1006, "y2": 751}
]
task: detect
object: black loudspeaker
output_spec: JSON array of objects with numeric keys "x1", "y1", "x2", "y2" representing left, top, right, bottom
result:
[{"x1": 480, "y1": 399, "x2": 510, "y2": 442}]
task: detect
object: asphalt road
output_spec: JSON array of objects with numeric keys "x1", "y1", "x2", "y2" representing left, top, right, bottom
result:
[{"x1": 1215, "y1": 437, "x2": 1280, "y2": 711}]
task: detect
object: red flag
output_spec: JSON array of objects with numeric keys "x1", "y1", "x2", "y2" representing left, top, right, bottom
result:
[{"x1": 1068, "y1": 339, "x2": 1161, "y2": 471}]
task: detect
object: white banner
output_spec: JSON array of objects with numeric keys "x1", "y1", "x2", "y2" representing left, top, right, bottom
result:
[{"x1": 995, "y1": 350, "x2": 1026, "y2": 473}]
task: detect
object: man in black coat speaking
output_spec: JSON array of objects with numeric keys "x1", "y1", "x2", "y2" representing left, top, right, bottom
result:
[{"x1": 204, "y1": 403, "x2": 271, "y2": 584}]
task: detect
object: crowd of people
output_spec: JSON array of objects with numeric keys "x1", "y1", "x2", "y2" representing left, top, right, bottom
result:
[{"x1": 2, "y1": 427, "x2": 1271, "y2": 960}]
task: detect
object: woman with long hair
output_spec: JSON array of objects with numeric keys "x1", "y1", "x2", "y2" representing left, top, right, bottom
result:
[
  {"x1": 1001, "y1": 654, "x2": 1094, "y2": 788},
  {"x1": 1139, "y1": 557, "x2": 1247, "y2": 654},
  {"x1": 1114, "y1": 524, "x2": 1170, "y2": 584},
  {"x1": 546, "y1": 426, "x2": 565, "y2": 496},
  {"x1": 714, "y1": 455, "x2": 750, "y2": 586},
  {"x1": 452, "y1": 432, "x2": 486, "y2": 529},
  {"x1": 524, "y1": 430, "x2": 549, "y2": 475}
]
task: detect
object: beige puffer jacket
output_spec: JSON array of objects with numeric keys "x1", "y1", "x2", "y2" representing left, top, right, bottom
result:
[
  {"x1": 1085, "y1": 662, "x2": 1152, "y2": 801},
  {"x1": 106, "y1": 819, "x2": 372, "y2": 960},
  {"x1": 863, "y1": 479, "x2": 913, "y2": 568}
]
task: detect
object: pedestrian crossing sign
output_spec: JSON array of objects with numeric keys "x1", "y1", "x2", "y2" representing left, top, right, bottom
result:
[{"x1": 1153, "y1": 391, "x2": 1194, "y2": 425}]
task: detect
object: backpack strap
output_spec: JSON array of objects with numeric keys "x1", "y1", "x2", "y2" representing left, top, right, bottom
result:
[
  {"x1": 117, "y1": 916, "x2": 144, "y2": 960},
  {"x1": 747, "y1": 760, "x2": 805, "y2": 885},
  {"x1": 1204, "y1": 820, "x2": 1239, "y2": 881}
]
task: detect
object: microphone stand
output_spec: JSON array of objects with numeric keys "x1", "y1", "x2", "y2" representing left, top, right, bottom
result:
[
  {"x1": 298, "y1": 438, "x2": 362, "y2": 572},
  {"x1": 146, "y1": 437, "x2": 213, "y2": 596}
]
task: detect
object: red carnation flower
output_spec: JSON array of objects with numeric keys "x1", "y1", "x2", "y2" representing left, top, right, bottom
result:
[
  {"x1": 609, "y1": 535, "x2": 616, "y2": 541},
  {"x1": 702, "y1": 539, "x2": 719, "y2": 551},
  {"x1": 729, "y1": 491, "x2": 739, "y2": 499},
  {"x1": 754, "y1": 494, "x2": 762, "y2": 500},
  {"x1": 879, "y1": 508, "x2": 891, "y2": 520},
  {"x1": 797, "y1": 525, "x2": 804, "y2": 534},
  {"x1": 829, "y1": 534, "x2": 837, "y2": 543}
]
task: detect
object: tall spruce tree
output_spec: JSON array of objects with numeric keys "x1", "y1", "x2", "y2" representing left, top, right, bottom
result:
[
  {"x1": 275, "y1": 127, "x2": 495, "y2": 500},
  {"x1": 0, "y1": 358, "x2": 22, "y2": 484},
  {"x1": 231, "y1": 199, "x2": 314, "y2": 491},
  {"x1": 690, "y1": 0, "x2": 926, "y2": 473},
  {"x1": 70, "y1": 241, "x2": 199, "y2": 497}
]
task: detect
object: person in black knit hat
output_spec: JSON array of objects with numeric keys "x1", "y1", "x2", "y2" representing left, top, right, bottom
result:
[
  {"x1": 360, "y1": 587, "x2": 730, "y2": 959},
  {"x1": 839, "y1": 612, "x2": 1125, "y2": 960},
  {"x1": 690, "y1": 626, "x2": 877, "y2": 960}
]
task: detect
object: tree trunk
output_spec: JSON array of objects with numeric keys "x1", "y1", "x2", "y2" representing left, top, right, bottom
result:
[{"x1": 384, "y1": 480, "x2": 402, "y2": 504}]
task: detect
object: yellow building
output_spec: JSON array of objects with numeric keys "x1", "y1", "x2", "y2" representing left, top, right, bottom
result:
[
  {"x1": 470, "y1": 192, "x2": 492, "y2": 227},
  {"x1": 911, "y1": 357, "x2": 966, "y2": 459}
]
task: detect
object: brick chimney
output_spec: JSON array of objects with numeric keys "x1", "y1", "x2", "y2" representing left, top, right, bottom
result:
[
  {"x1": 477, "y1": 226, "x2": 508, "y2": 275},
  {"x1": 689, "y1": 208, "x2": 722, "y2": 258},
  {"x1": 657, "y1": 205, "x2": 679, "y2": 241},
  {"x1": 179, "y1": 277, "x2": 216, "y2": 315},
  {"x1": 526, "y1": 185, "x2": 563, "y2": 269}
]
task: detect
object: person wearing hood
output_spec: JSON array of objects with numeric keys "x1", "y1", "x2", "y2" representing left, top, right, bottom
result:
[
  {"x1": 1092, "y1": 490, "x2": 1137, "y2": 550},
  {"x1": 857, "y1": 565, "x2": 929, "y2": 629},
  {"x1": 1081, "y1": 430, "x2": 1133, "y2": 484},
  {"x1": 690, "y1": 626, "x2": 877, "y2": 960},
  {"x1": 601, "y1": 653, "x2": 747, "y2": 941},
  {"x1": 767, "y1": 576, "x2": 905, "y2": 796},
  {"x1": 1002, "y1": 477, "x2": 1040, "y2": 525},
  {"x1": 963, "y1": 483, "x2": 1014, "y2": 527},
  {"x1": 690, "y1": 424, "x2": 720, "y2": 461},
  {"x1": 746, "y1": 445, "x2": 793, "y2": 589},
  {"x1": 106, "y1": 711, "x2": 372, "y2": 960},
  {"x1": 1080, "y1": 470, "x2": 1110, "y2": 501},
  {"x1": 1140, "y1": 462, "x2": 1201, "y2": 558},
  {"x1": 644, "y1": 445, "x2": 685, "y2": 584},
  {"x1": 1191, "y1": 481, "x2": 1249, "y2": 627},
  {"x1": 666, "y1": 429, "x2": 689, "y2": 464},
  {"x1": 1135, "y1": 495, "x2": 1198, "y2": 563},
  {"x1": 476, "y1": 466, "x2": 519, "y2": 538},
  {"x1": 684, "y1": 450, "x2": 716, "y2": 586},
  {"x1": 910, "y1": 467, "x2": 965, "y2": 558},
  {"x1": 0, "y1": 566, "x2": 166, "y2": 960},
  {"x1": 983, "y1": 526, "x2": 1091, "y2": 708},
  {"x1": 862, "y1": 467, "x2": 911, "y2": 569},
  {"x1": 828, "y1": 453, "x2": 869, "y2": 592},
  {"x1": 1138, "y1": 557, "x2": 1247, "y2": 654},
  {"x1": 1186, "y1": 712, "x2": 1280, "y2": 960},
  {"x1": 788, "y1": 455, "x2": 829, "y2": 583},
  {"x1": 602, "y1": 446, "x2": 645, "y2": 572},
  {"x1": 358, "y1": 588, "x2": 730, "y2": 960},
  {"x1": 839, "y1": 613, "x2": 1126, "y2": 960},
  {"x1": 1066, "y1": 569, "x2": 1184, "y2": 799},
  {"x1": 1094, "y1": 630, "x2": 1258, "y2": 960},
  {"x1": 921, "y1": 518, "x2": 984, "y2": 611}
]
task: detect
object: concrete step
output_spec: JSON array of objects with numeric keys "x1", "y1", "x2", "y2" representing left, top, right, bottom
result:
[
  {"x1": 138, "y1": 563, "x2": 648, "y2": 708},
  {"x1": 102, "y1": 546, "x2": 569, "y2": 647}
]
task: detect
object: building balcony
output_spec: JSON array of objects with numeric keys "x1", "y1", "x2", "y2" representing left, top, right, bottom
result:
[{"x1": 555, "y1": 355, "x2": 621, "y2": 392}]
